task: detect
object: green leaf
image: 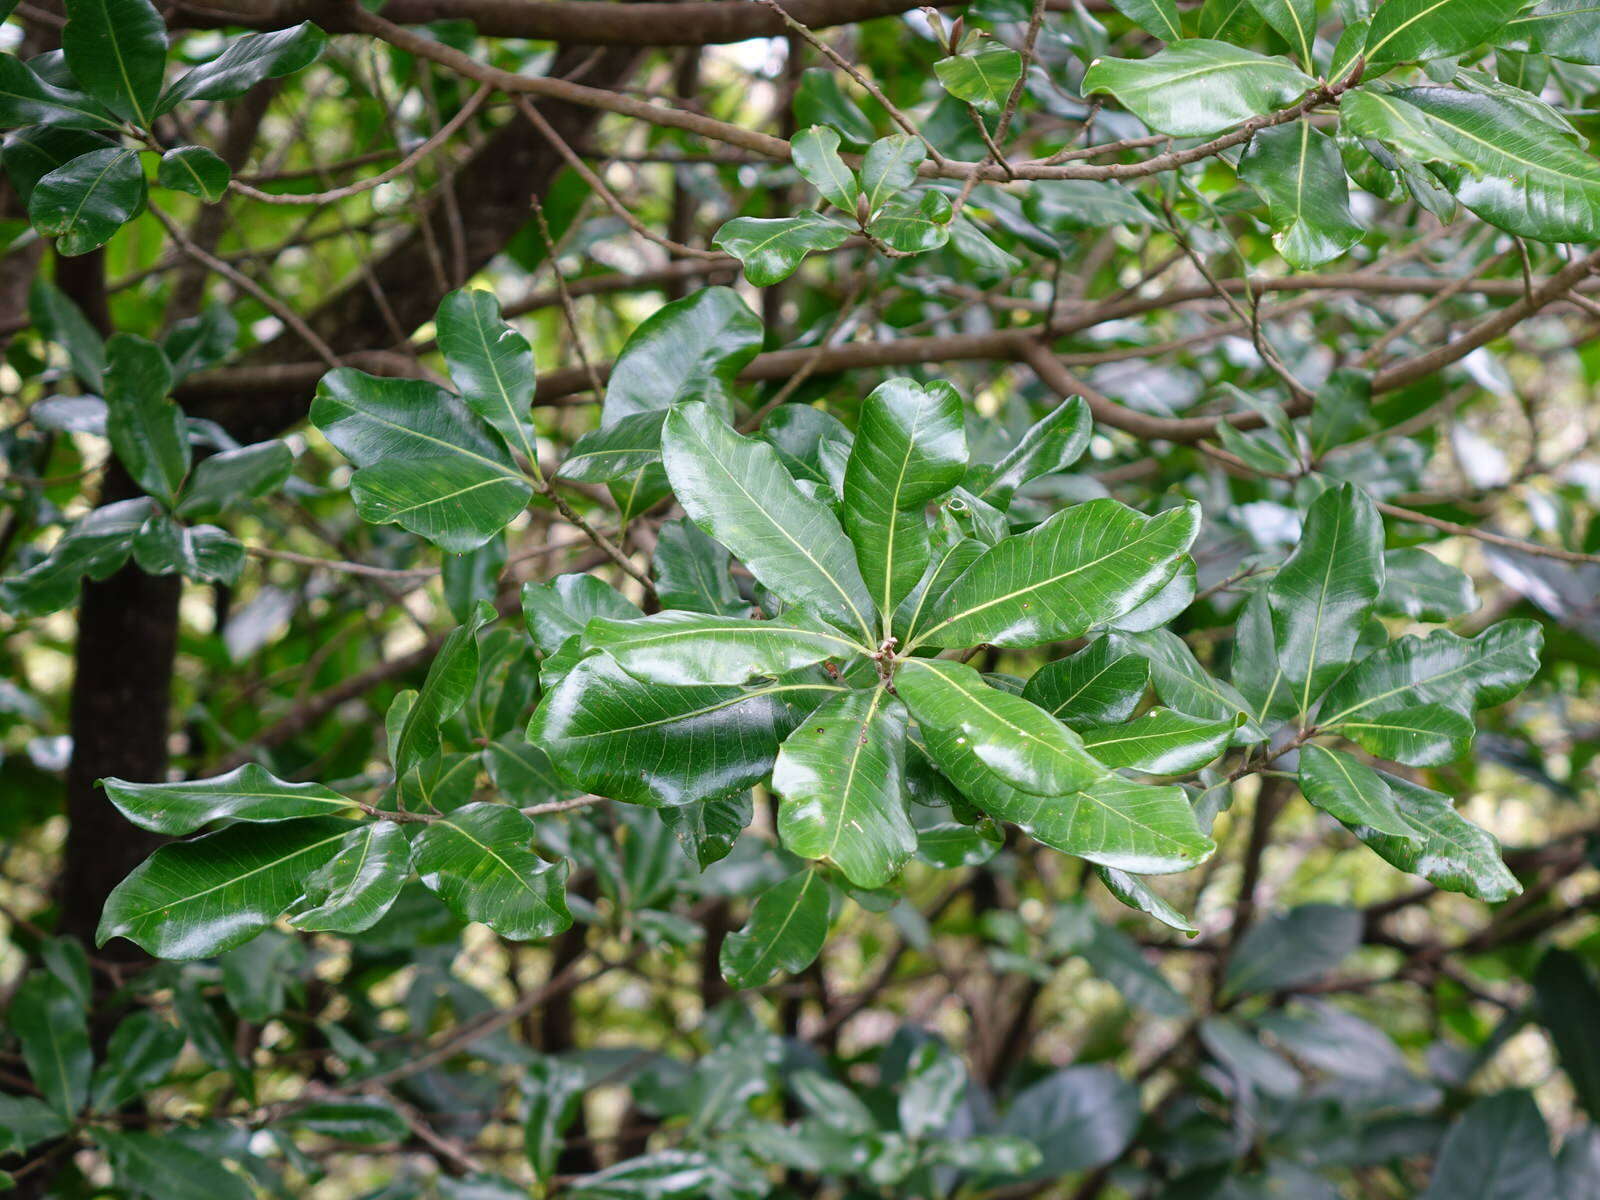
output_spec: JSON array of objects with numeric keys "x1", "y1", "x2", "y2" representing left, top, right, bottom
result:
[
  {"x1": 1108, "y1": 0, "x2": 1185, "y2": 39},
  {"x1": 1331, "y1": 701, "x2": 1475, "y2": 765},
  {"x1": 394, "y1": 601, "x2": 495, "y2": 777},
  {"x1": 919, "y1": 725, "x2": 1214, "y2": 873},
  {"x1": 712, "y1": 213, "x2": 851, "y2": 286},
  {"x1": 661, "y1": 794, "x2": 750, "y2": 868},
  {"x1": 913, "y1": 498, "x2": 1200, "y2": 649},
  {"x1": 412, "y1": 802, "x2": 572, "y2": 940},
  {"x1": 1081, "y1": 42, "x2": 1314, "y2": 138},
  {"x1": 860, "y1": 133, "x2": 925, "y2": 216},
  {"x1": 29, "y1": 146, "x2": 146, "y2": 256},
  {"x1": 288, "y1": 820, "x2": 409, "y2": 933},
  {"x1": 899, "y1": 659, "x2": 1106, "y2": 796},
  {"x1": 1117, "y1": 628, "x2": 1259, "y2": 736},
  {"x1": 89, "y1": 1011, "x2": 184, "y2": 1111},
  {"x1": 1319, "y1": 619, "x2": 1543, "y2": 725},
  {"x1": 98, "y1": 816, "x2": 350, "y2": 959},
  {"x1": 1341, "y1": 87, "x2": 1600, "y2": 242},
  {"x1": 312, "y1": 368, "x2": 532, "y2": 552},
  {"x1": 558, "y1": 410, "x2": 666, "y2": 483},
  {"x1": 157, "y1": 145, "x2": 229, "y2": 201},
  {"x1": 0, "y1": 56, "x2": 117, "y2": 129},
  {"x1": 1022, "y1": 639, "x2": 1150, "y2": 730},
  {"x1": 927, "y1": 1135, "x2": 1043, "y2": 1175},
  {"x1": 584, "y1": 608, "x2": 864, "y2": 687},
  {"x1": 653, "y1": 517, "x2": 743, "y2": 615},
  {"x1": 663, "y1": 400, "x2": 876, "y2": 638},
  {"x1": 1079, "y1": 709, "x2": 1237, "y2": 774},
  {"x1": 1297, "y1": 744, "x2": 1418, "y2": 838},
  {"x1": 285, "y1": 1099, "x2": 408, "y2": 1145},
  {"x1": 175, "y1": 440, "x2": 293, "y2": 519},
  {"x1": 28, "y1": 277, "x2": 106, "y2": 389},
  {"x1": 530, "y1": 651, "x2": 835, "y2": 807},
  {"x1": 101, "y1": 762, "x2": 355, "y2": 835},
  {"x1": 1421, "y1": 1092, "x2": 1557, "y2": 1200},
  {"x1": 843, "y1": 378, "x2": 968, "y2": 625},
  {"x1": 1245, "y1": 0, "x2": 1316, "y2": 63},
  {"x1": 1222, "y1": 903, "x2": 1360, "y2": 998},
  {"x1": 61, "y1": 0, "x2": 167, "y2": 126},
  {"x1": 871, "y1": 189, "x2": 951, "y2": 252},
  {"x1": 436, "y1": 286, "x2": 540, "y2": 465},
  {"x1": 793, "y1": 68, "x2": 875, "y2": 147},
  {"x1": 1377, "y1": 547, "x2": 1477, "y2": 620},
  {"x1": 1533, "y1": 950, "x2": 1600, "y2": 1123},
  {"x1": 524, "y1": 1057, "x2": 588, "y2": 1185},
  {"x1": 900, "y1": 1041, "x2": 966, "y2": 1139},
  {"x1": 103, "y1": 332, "x2": 185, "y2": 505},
  {"x1": 602, "y1": 286, "x2": 762, "y2": 425},
  {"x1": 934, "y1": 44, "x2": 1024, "y2": 115},
  {"x1": 0, "y1": 1094, "x2": 68, "y2": 1156},
  {"x1": 1503, "y1": 0, "x2": 1600, "y2": 64},
  {"x1": 792, "y1": 124, "x2": 859, "y2": 211},
  {"x1": 10, "y1": 971, "x2": 90, "y2": 1116},
  {"x1": 0, "y1": 497, "x2": 152, "y2": 618},
  {"x1": 129, "y1": 515, "x2": 242, "y2": 584},
  {"x1": 999, "y1": 1065, "x2": 1139, "y2": 1177},
  {"x1": 720, "y1": 868, "x2": 831, "y2": 987},
  {"x1": 1364, "y1": 0, "x2": 1526, "y2": 68},
  {"x1": 96, "y1": 1130, "x2": 253, "y2": 1200},
  {"x1": 773, "y1": 687, "x2": 916, "y2": 887},
  {"x1": 1349, "y1": 771, "x2": 1520, "y2": 900},
  {"x1": 974, "y1": 396, "x2": 1092, "y2": 509},
  {"x1": 1268, "y1": 482, "x2": 1384, "y2": 716},
  {"x1": 1097, "y1": 866, "x2": 1198, "y2": 934},
  {"x1": 1239, "y1": 123, "x2": 1362, "y2": 268},
  {"x1": 158, "y1": 22, "x2": 326, "y2": 111},
  {"x1": 523, "y1": 572, "x2": 642, "y2": 655}
]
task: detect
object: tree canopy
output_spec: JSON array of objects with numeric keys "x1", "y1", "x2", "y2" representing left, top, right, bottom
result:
[{"x1": 2, "y1": 0, "x2": 1600, "y2": 1194}]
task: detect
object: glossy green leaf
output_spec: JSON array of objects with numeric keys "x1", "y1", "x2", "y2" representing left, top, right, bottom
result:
[
  {"x1": 843, "y1": 378, "x2": 968, "y2": 625},
  {"x1": 602, "y1": 286, "x2": 762, "y2": 424},
  {"x1": 530, "y1": 651, "x2": 834, "y2": 807},
  {"x1": 713, "y1": 213, "x2": 851, "y2": 286},
  {"x1": 558, "y1": 410, "x2": 666, "y2": 483},
  {"x1": 1079, "y1": 709, "x2": 1237, "y2": 775},
  {"x1": 157, "y1": 145, "x2": 229, "y2": 201},
  {"x1": 793, "y1": 68, "x2": 875, "y2": 146},
  {"x1": 0, "y1": 497, "x2": 152, "y2": 618},
  {"x1": 1533, "y1": 950, "x2": 1600, "y2": 1123},
  {"x1": 1350, "y1": 772, "x2": 1520, "y2": 900},
  {"x1": 792, "y1": 124, "x2": 859, "y2": 211},
  {"x1": 394, "y1": 601, "x2": 495, "y2": 777},
  {"x1": 1297, "y1": 744, "x2": 1418, "y2": 837},
  {"x1": 0, "y1": 1094, "x2": 68, "y2": 1156},
  {"x1": 584, "y1": 608, "x2": 864, "y2": 687},
  {"x1": 61, "y1": 0, "x2": 167, "y2": 126},
  {"x1": 29, "y1": 146, "x2": 146, "y2": 256},
  {"x1": 871, "y1": 190, "x2": 952, "y2": 253},
  {"x1": 0, "y1": 56, "x2": 116, "y2": 129},
  {"x1": 436, "y1": 286, "x2": 540, "y2": 465},
  {"x1": 1503, "y1": 0, "x2": 1600, "y2": 64},
  {"x1": 653, "y1": 517, "x2": 743, "y2": 615},
  {"x1": 11, "y1": 971, "x2": 90, "y2": 1116},
  {"x1": 720, "y1": 868, "x2": 831, "y2": 987},
  {"x1": 899, "y1": 659, "x2": 1105, "y2": 796},
  {"x1": 774, "y1": 687, "x2": 916, "y2": 887},
  {"x1": 900, "y1": 1041, "x2": 966, "y2": 1139},
  {"x1": 935, "y1": 44, "x2": 1024, "y2": 115},
  {"x1": 28, "y1": 277, "x2": 106, "y2": 389},
  {"x1": 1331, "y1": 701, "x2": 1475, "y2": 765},
  {"x1": 98, "y1": 816, "x2": 350, "y2": 959},
  {"x1": 914, "y1": 498, "x2": 1200, "y2": 649},
  {"x1": 1239, "y1": 123, "x2": 1362, "y2": 268},
  {"x1": 96, "y1": 1130, "x2": 253, "y2": 1200},
  {"x1": 158, "y1": 22, "x2": 326, "y2": 111},
  {"x1": 1245, "y1": 0, "x2": 1317, "y2": 63},
  {"x1": 663, "y1": 400, "x2": 876, "y2": 638},
  {"x1": 1268, "y1": 483, "x2": 1384, "y2": 716},
  {"x1": 175, "y1": 440, "x2": 293, "y2": 519},
  {"x1": 90, "y1": 1011, "x2": 184, "y2": 1111},
  {"x1": 1319, "y1": 619, "x2": 1542, "y2": 725},
  {"x1": 1341, "y1": 87, "x2": 1600, "y2": 242},
  {"x1": 1117, "y1": 628, "x2": 1260, "y2": 739},
  {"x1": 103, "y1": 332, "x2": 185, "y2": 505},
  {"x1": 412, "y1": 802, "x2": 572, "y2": 940},
  {"x1": 101, "y1": 762, "x2": 355, "y2": 835},
  {"x1": 524, "y1": 1057, "x2": 588, "y2": 1185},
  {"x1": 1109, "y1": 0, "x2": 1185, "y2": 40},
  {"x1": 288, "y1": 820, "x2": 409, "y2": 933},
  {"x1": 1097, "y1": 866, "x2": 1198, "y2": 934},
  {"x1": 860, "y1": 134, "x2": 925, "y2": 215},
  {"x1": 1081, "y1": 42, "x2": 1315, "y2": 138},
  {"x1": 523, "y1": 572, "x2": 642, "y2": 655},
  {"x1": 1022, "y1": 639, "x2": 1150, "y2": 730},
  {"x1": 285, "y1": 1099, "x2": 408, "y2": 1145},
  {"x1": 1377, "y1": 546, "x2": 1477, "y2": 620},
  {"x1": 130, "y1": 515, "x2": 243, "y2": 584},
  {"x1": 1363, "y1": 0, "x2": 1526, "y2": 68},
  {"x1": 1222, "y1": 903, "x2": 1361, "y2": 998},
  {"x1": 312, "y1": 368, "x2": 532, "y2": 552},
  {"x1": 974, "y1": 396, "x2": 1092, "y2": 509}
]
